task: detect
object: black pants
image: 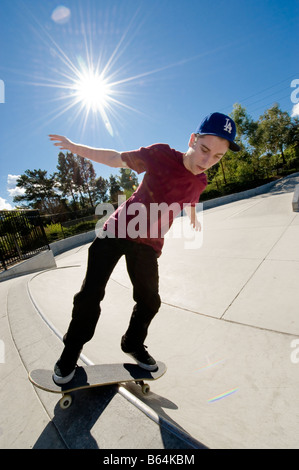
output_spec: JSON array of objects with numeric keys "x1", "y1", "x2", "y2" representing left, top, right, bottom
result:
[{"x1": 62, "y1": 236, "x2": 161, "y2": 356}]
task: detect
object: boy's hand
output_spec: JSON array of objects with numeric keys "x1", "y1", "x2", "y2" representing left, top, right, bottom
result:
[
  {"x1": 48, "y1": 135, "x2": 123, "y2": 167},
  {"x1": 49, "y1": 135, "x2": 74, "y2": 152},
  {"x1": 190, "y1": 217, "x2": 201, "y2": 232},
  {"x1": 185, "y1": 205, "x2": 202, "y2": 232}
]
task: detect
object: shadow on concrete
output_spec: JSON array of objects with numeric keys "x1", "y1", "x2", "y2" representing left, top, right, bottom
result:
[
  {"x1": 266, "y1": 175, "x2": 299, "y2": 196},
  {"x1": 33, "y1": 385, "x2": 118, "y2": 449},
  {"x1": 33, "y1": 383, "x2": 207, "y2": 449},
  {"x1": 124, "y1": 383, "x2": 208, "y2": 449}
]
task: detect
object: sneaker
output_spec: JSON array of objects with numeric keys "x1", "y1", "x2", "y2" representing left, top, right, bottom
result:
[
  {"x1": 52, "y1": 346, "x2": 82, "y2": 385},
  {"x1": 121, "y1": 337, "x2": 157, "y2": 371},
  {"x1": 53, "y1": 360, "x2": 76, "y2": 385}
]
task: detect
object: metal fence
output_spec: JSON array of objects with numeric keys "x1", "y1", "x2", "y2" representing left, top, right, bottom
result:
[{"x1": 0, "y1": 210, "x2": 49, "y2": 271}]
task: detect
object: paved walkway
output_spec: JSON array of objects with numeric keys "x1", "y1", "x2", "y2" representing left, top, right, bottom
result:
[{"x1": 1, "y1": 174, "x2": 299, "y2": 448}]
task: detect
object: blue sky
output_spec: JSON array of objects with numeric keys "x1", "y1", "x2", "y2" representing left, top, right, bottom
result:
[{"x1": 0, "y1": 0, "x2": 298, "y2": 209}]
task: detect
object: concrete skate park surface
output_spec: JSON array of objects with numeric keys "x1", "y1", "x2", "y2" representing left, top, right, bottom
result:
[{"x1": 1, "y1": 174, "x2": 299, "y2": 449}]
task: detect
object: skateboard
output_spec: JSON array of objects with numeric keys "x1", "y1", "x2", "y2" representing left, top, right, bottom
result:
[{"x1": 28, "y1": 361, "x2": 167, "y2": 409}]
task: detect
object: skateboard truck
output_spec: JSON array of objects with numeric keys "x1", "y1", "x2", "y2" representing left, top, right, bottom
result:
[{"x1": 59, "y1": 379, "x2": 151, "y2": 410}]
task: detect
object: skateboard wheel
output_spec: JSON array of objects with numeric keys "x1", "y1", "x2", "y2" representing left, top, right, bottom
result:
[
  {"x1": 141, "y1": 383, "x2": 150, "y2": 395},
  {"x1": 60, "y1": 394, "x2": 72, "y2": 409}
]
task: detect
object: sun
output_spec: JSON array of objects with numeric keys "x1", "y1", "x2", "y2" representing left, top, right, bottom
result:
[
  {"x1": 70, "y1": 65, "x2": 115, "y2": 136},
  {"x1": 73, "y1": 69, "x2": 111, "y2": 113},
  {"x1": 21, "y1": 5, "x2": 201, "y2": 141}
]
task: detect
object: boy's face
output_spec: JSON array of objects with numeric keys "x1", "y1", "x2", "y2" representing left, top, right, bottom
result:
[{"x1": 183, "y1": 134, "x2": 229, "y2": 175}]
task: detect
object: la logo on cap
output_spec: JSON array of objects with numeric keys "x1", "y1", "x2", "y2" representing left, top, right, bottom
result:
[{"x1": 224, "y1": 118, "x2": 233, "y2": 134}]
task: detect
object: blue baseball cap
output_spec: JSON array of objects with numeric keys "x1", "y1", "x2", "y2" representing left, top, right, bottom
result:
[{"x1": 195, "y1": 112, "x2": 240, "y2": 152}]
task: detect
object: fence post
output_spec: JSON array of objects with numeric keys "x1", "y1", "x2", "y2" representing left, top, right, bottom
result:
[{"x1": 0, "y1": 248, "x2": 7, "y2": 271}]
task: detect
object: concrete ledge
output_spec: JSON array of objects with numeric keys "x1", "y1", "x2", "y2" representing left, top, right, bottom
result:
[
  {"x1": 202, "y1": 172, "x2": 299, "y2": 210},
  {"x1": 292, "y1": 184, "x2": 299, "y2": 211},
  {"x1": 49, "y1": 230, "x2": 96, "y2": 256},
  {"x1": 202, "y1": 180, "x2": 278, "y2": 210},
  {"x1": 0, "y1": 250, "x2": 56, "y2": 282}
]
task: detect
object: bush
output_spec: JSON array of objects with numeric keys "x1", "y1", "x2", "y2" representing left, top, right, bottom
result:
[
  {"x1": 63, "y1": 220, "x2": 97, "y2": 237},
  {"x1": 200, "y1": 187, "x2": 223, "y2": 201},
  {"x1": 45, "y1": 219, "x2": 98, "y2": 242},
  {"x1": 44, "y1": 223, "x2": 64, "y2": 242}
]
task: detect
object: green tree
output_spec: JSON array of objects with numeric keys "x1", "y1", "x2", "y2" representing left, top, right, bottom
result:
[
  {"x1": 55, "y1": 152, "x2": 98, "y2": 209},
  {"x1": 13, "y1": 169, "x2": 61, "y2": 213},
  {"x1": 230, "y1": 103, "x2": 263, "y2": 182},
  {"x1": 118, "y1": 168, "x2": 139, "y2": 198},
  {"x1": 94, "y1": 176, "x2": 109, "y2": 202},
  {"x1": 257, "y1": 104, "x2": 292, "y2": 165},
  {"x1": 55, "y1": 152, "x2": 79, "y2": 210},
  {"x1": 109, "y1": 175, "x2": 122, "y2": 202},
  {"x1": 285, "y1": 116, "x2": 299, "y2": 170},
  {"x1": 231, "y1": 103, "x2": 258, "y2": 151},
  {"x1": 76, "y1": 156, "x2": 97, "y2": 207}
]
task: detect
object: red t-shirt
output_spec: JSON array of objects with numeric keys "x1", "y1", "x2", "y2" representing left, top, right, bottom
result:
[{"x1": 103, "y1": 144, "x2": 207, "y2": 255}]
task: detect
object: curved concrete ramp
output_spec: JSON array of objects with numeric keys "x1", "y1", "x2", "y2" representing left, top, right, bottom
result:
[
  {"x1": 2, "y1": 174, "x2": 299, "y2": 448},
  {"x1": 2, "y1": 274, "x2": 205, "y2": 449}
]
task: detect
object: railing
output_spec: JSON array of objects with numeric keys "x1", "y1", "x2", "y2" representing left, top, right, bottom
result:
[{"x1": 0, "y1": 210, "x2": 49, "y2": 271}]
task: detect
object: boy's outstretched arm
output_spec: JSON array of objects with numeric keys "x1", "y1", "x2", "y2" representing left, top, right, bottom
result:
[{"x1": 49, "y1": 134, "x2": 127, "y2": 168}]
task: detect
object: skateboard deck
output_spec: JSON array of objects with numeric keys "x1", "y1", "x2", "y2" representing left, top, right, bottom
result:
[{"x1": 28, "y1": 361, "x2": 167, "y2": 409}]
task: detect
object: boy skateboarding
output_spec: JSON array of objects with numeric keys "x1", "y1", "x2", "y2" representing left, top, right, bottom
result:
[{"x1": 49, "y1": 112, "x2": 240, "y2": 384}]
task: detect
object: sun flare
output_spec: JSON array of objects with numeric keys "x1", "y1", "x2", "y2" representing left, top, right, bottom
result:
[
  {"x1": 73, "y1": 70, "x2": 111, "y2": 113},
  {"x1": 26, "y1": 5, "x2": 187, "y2": 139}
]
